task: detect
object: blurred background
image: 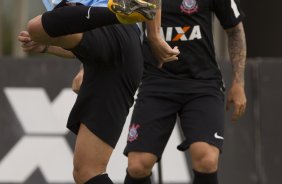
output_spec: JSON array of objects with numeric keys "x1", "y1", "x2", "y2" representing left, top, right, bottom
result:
[{"x1": 0, "y1": 0, "x2": 281, "y2": 184}]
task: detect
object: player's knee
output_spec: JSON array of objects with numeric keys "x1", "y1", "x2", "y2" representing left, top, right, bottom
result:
[
  {"x1": 27, "y1": 15, "x2": 51, "y2": 44},
  {"x1": 73, "y1": 166, "x2": 100, "y2": 183},
  {"x1": 127, "y1": 154, "x2": 156, "y2": 178},
  {"x1": 73, "y1": 160, "x2": 106, "y2": 183},
  {"x1": 72, "y1": 168, "x2": 82, "y2": 184},
  {"x1": 128, "y1": 162, "x2": 152, "y2": 178},
  {"x1": 190, "y1": 142, "x2": 219, "y2": 173},
  {"x1": 73, "y1": 164, "x2": 88, "y2": 183},
  {"x1": 193, "y1": 153, "x2": 219, "y2": 173},
  {"x1": 27, "y1": 16, "x2": 42, "y2": 41}
]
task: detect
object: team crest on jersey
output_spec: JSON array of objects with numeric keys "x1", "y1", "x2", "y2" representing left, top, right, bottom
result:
[
  {"x1": 180, "y1": 0, "x2": 198, "y2": 15},
  {"x1": 128, "y1": 123, "x2": 140, "y2": 142}
]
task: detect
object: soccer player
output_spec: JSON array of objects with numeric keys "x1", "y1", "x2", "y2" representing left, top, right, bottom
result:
[
  {"x1": 71, "y1": 0, "x2": 247, "y2": 183},
  {"x1": 121, "y1": 0, "x2": 247, "y2": 184},
  {"x1": 19, "y1": 1, "x2": 179, "y2": 184}
]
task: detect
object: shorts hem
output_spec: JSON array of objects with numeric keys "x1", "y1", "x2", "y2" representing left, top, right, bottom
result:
[
  {"x1": 67, "y1": 119, "x2": 117, "y2": 148},
  {"x1": 177, "y1": 138, "x2": 223, "y2": 153},
  {"x1": 124, "y1": 145, "x2": 163, "y2": 162}
]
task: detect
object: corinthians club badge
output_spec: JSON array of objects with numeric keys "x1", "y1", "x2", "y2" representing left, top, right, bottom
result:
[
  {"x1": 128, "y1": 123, "x2": 140, "y2": 142},
  {"x1": 180, "y1": 0, "x2": 199, "y2": 15}
]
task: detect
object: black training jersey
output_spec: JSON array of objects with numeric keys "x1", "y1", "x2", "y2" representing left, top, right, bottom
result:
[{"x1": 143, "y1": 0, "x2": 245, "y2": 81}]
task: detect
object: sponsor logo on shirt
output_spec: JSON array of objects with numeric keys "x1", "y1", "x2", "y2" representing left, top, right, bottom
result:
[
  {"x1": 161, "y1": 25, "x2": 202, "y2": 42},
  {"x1": 145, "y1": 25, "x2": 202, "y2": 42},
  {"x1": 180, "y1": 0, "x2": 198, "y2": 15}
]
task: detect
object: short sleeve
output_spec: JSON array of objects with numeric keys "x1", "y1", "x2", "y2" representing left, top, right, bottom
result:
[{"x1": 212, "y1": 0, "x2": 245, "y2": 29}]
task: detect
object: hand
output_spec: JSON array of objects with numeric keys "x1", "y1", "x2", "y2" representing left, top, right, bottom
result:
[
  {"x1": 148, "y1": 37, "x2": 180, "y2": 68},
  {"x1": 18, "y1": 31, "x2": 46, "y2": 53},
  {"x1": 226, "y1": 83, "x2": 247, "y2": 122},
  {"x1": 72, "y1": 68, "x2": 84, "y2": 94}
]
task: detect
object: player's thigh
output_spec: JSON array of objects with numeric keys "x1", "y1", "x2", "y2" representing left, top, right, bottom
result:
[
  {"x1": 178, "y1": 94, "x2": 225, "y2": 152},
  {"x1": 73, "y1": 123, "x2": 113, "y2": 170},
  {"x1": 124, "y1": 91, "x2": 180, "y2": 160}
]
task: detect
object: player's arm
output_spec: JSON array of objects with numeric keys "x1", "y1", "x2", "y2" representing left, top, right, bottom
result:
[
  {"x1": 18, "y1": 31, "x2": 75, "y2": 58},
  {"x1": 225, "y1": 22, "x2": 247, "y2": 122},
  {"x1": 145, "y1": 5, "x2": 180, "y2": 68},
  {"x1": 72, "y1": 65, "x2": 84, "y2": 94},
  {"x1": 42, "y1": 45, "x2": 76, "y2": 58}
]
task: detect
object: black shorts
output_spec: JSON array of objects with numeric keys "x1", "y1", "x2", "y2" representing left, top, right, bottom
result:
[
  {"x1": 67, "y1": 24, "x2": 143, "y2": 148},
  {"x1": 124, "y1": 76, "x2": 225, "y2": 160}
]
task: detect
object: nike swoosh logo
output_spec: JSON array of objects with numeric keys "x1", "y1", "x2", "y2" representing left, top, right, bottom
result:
[
  {"x1": 214, "y1": 132, "x2": 224, "y2": 140},
  {"x1": 86, "y1": 7, "x2": 92, "y2": 19}
]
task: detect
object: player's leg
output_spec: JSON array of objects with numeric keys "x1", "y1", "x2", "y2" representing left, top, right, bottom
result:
[
  {"x1": 124, "y1": 90, "x2": 181, "y2": 184},
  {"x1": 178, "y1": 92, "x2": 225, "y2": 184},
  {"x1": 27, "y1": 0, "x2": 157, "y2": 42},
  {"x1": 189, "y1": 142, "x2": 220, "y2": 184},
  {"x1": 125, "y1": 152, "x2": 157, "y2": 184},
  {"x1": 67, "y1": 24, "x2": 144, "y2": 184},
  {"x1": 52, "y1": 0, "x2": 158, "y2": 22},
  {"x1": 27, "y1": 6, "x2": 120, "y2": 45},
  {"x1": 73, "y1": 124, "x2": 114, "y2": 184}
]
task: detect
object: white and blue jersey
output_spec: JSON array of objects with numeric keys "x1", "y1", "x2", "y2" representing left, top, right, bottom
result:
[{"x1": 42, "y1": 0, "x2": 108, "y2": 11}]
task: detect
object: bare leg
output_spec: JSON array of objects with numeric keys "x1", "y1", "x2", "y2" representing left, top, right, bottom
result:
[
  {"x1": 123, "y1": 152, "x2": 157, "y2": 184},
  {"x1": 189, "y1": 142, "x2": 219, "y2": 184},
  {"x1": 127, "y1": 152, "x2": 157, "y2": 178},
  {"x1": 189, "y1": 142, "x2": 219, "y2": 173},
  {"x1": 73, "y1": 123, "x2": 113, "y2": 184}
]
